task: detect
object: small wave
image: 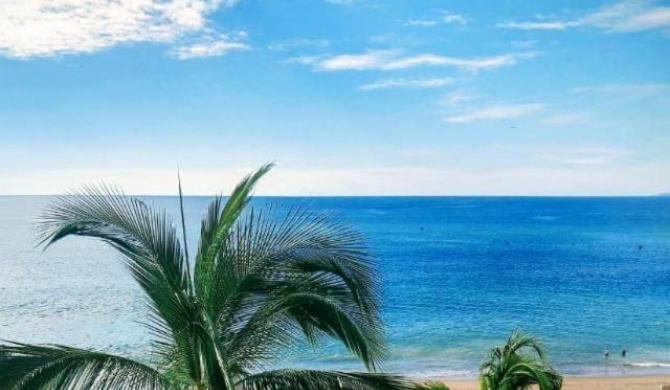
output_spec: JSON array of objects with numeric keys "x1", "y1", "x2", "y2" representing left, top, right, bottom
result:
[
  {"x1": 628, "y1": 362, "x2": 670, "y2": 368},
  {"x1": 405, "y1": 369, "x2": 476, "y2": 379}
]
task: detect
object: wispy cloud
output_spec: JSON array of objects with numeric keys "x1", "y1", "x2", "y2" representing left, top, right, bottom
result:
[
  {"x1": 309, "y1": 50, "x2": 536, "y2": 72},
  {"x1": 0, "y1": 0, "x2": 242, "y2": 59},
  {"x1": 444, "y1": 103, "x2": 543, "y2": 123},
  {"x1": 498, "y1": 21, "x2": 575, "y2": 30},
  {"x1": 582, "y1": 1, "x2": 670, "y2": 32},
  {"x1": 498, "y1": 0, "x2": 670, "y2": 34},
  {"x1": 169, "y1": 32, "x2": 249, "y2": 59},
  {"x1": 439, "y1": 90, "x2": 481, "y2": 107},
  {"x1": 571, "y1": 83, "x2": 670, "y2": 95},
  {"x1": 405, "y1": 20, "x2": 439, "y2": 27},
  {"x1": 442, "y1": 11, "x2": 469, "y2": 25},
  {"x1": 268, "y1": 38, "x2": 330, "y2": 51},
  {"x1": 404, "y1": 11, "x2": 468, "y2": 28},
  {"x1": 283, "y1": 55, "x2": 326, "y2": 66},
  {"x1": 314, "y1": 50, "x2": 398, "y2": 70},
  {"x1": 359, "y1": 77, "x2": 455, "y2": 91}
]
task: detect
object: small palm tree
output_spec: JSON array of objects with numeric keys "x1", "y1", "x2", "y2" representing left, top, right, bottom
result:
[
  {"x1": 0, "y1": 164, "x2": 410, "y2": 390},
  {"x1": 478, "y1": 331, "x2": 562, "y2": 390}
]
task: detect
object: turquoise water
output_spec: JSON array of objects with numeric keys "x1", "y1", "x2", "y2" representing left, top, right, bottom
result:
[{"x1": 0, "y1": 196, "x2": 669, "y2": 378}]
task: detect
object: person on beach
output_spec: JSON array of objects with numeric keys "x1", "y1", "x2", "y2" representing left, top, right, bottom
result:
[
  {"x1": 621, "y1": 349, "x2": 627, "y2": 364},
  {"x1": 604, "y1": 347, "x2": 610, "y2": 359}
]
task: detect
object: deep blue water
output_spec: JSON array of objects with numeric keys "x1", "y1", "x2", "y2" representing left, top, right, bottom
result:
[{"x1": 1, "y1": 196, "x2": 669, "y2": 378}]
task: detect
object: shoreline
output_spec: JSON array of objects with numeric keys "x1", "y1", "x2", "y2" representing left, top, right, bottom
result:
[{"x1": 432, "y1": 375, "x2": 670, "y2": 390}]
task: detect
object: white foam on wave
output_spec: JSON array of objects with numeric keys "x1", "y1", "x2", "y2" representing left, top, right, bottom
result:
[
  {"x1": 404, "y1": 369, "x2": 477, "y2": 379},
  {"x1": 628, "y1": 362, "x2": 670, "y2": 368}
]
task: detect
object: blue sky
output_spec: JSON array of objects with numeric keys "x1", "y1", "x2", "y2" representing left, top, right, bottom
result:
[{"x1": 1, "y1": 0, "x2": 669, "y2": 195}]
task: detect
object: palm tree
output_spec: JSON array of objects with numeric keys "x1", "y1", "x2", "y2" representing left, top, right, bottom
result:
[
  {"x1": 0, "y1": 164, "x2": 411, "y2": 390},
  {"x1": 478, "y1": 331, "x2": 562, "y2": 390}
]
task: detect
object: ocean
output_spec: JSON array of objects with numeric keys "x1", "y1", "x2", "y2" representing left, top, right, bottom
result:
[{"x1": 0, "y1": 196, "x2": 669, "y2": 378}]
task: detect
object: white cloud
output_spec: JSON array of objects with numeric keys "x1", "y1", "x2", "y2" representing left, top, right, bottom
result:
[
  {"x1": 498, "y1": 21, "x2": 575, "y2": 30},
  {"x1": 571, "y1": 83, "x2": 670, "y2": 95},
  {"x1": 169, "y1": 32, "x2": 249, "y2": 59},
  {"x1": 0, "y1": 0, "x2": 238, "y2": 59},
  {"x1": 359, "y1": 77, "x2": 455, "y2": 91},
  {"x1": 316, "y1": 50, "x2": 397, "y2": 71},
  {"x1": 445, "y1": 103, "x2": 543, "y2": 123},
  {"x1": 404, "y1": 11, "x2": 467, "y2": 28},
  {"x1": 405, "y1": 20, "x2": 439, "y2": 27},
  {"x1": 268, "y1": 38, "x2": 330, "y2": 51},
  {"x1": 498, "y1": 0, "x2": 670, "y2": 34},
  {"x1": 439, "y1": 90, "x2": 480, "y2": 107},
  {"x1": 442, "y1": 11, "x2": 468, "y2": 25},
  {"x1": 311, "y1": 51, "x2": 536, "y2": 72},
  {"x1": 438, "y1": 90, "x2": 544, "y2": 124},
  {"x1": 582, "y1": 1, "x2": 670, "y2": 32},
  {"x1": 383, "y1": 54, "x2": 524, "y2": 71},
  {"x1": 283, "y1": 55, "x2": 325, "y2": 66}
]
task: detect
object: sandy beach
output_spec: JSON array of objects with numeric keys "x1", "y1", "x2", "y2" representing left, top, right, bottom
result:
[{"x1": 436, "y1": 375, "x2": 670, "y2": 390}]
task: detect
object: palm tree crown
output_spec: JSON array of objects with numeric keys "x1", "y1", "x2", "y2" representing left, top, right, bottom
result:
[
  {"x1": 0, "y1": 164, "x2": 410, "y2": 390},
  {"x1": 478, "y1": 331, "x2": 562, "y2": 390}
]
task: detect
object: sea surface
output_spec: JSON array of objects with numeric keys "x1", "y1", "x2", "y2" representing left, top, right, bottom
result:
[{"x1": 0, "y1": 196, "x2": 669, "y2": 378}]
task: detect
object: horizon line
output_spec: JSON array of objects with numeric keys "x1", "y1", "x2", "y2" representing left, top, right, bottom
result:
[{"x1": 0, "y1": 194, "x2": 667, "y2": 198}]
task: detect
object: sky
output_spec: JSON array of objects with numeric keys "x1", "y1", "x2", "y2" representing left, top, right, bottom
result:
[{"x1": 0, "y1": 0, "x2": 669, "y2": 196}]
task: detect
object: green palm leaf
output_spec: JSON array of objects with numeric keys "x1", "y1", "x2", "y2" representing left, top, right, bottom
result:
[
  {"x1": 195, "y1": 163, "x2": 274, "y2": 309},
  {"x1": 37, "y1": 185, "x2": 193, "y2": 338},
  {"x1": 0, "y1": 342, "x2": 180, "y2": 390},
  {"x1": 205, "y1": 207, "x2": 387, "y2": 372},
  {"x1": 2, "y1": 164, "x2": 407, "y2": 390},
  {"x1": 478, "y1": 331, "x2": 562, "y2": 390},
  {"x1": 34, "y1": 186, "x2": 229, "y2": 386},
  {"x1": 235, "y1": 369, "x2": 412, "y2": 390}
]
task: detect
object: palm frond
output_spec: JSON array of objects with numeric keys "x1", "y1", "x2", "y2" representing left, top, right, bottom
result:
[
  {"x1": 235, "y1": 369, "x2": 413, "y2": 390},
  {"x1": 503, "y1": 330, "x2": 546, "y2": 362},
  {"x1": 225, "y1": 289, "x2": 382, "y2": 373},
  {"x1": 207, "y1": 207, "x2": 386, "y2": 372},
  {"x1": 9, "y1": 165, "x2": 408, "y2": 390},
  {"x1": 194, "y1": 163, "x2": 274, "y2": 310},
  {"x1": 37, "y1": 186, "x2": 193, "y2": 332},
  {"x1": 478, "y1": 331, "x2": 562, "y2": 390},
  {"x1": 0, "y1": 342, "x2": 181, "y2": 390},
  {"x1": 35, "y1": 186, "x2": 223, "y2": 386},
  {"x1": 177, "y1": 170, "x2": 190, "y2": 269}
]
